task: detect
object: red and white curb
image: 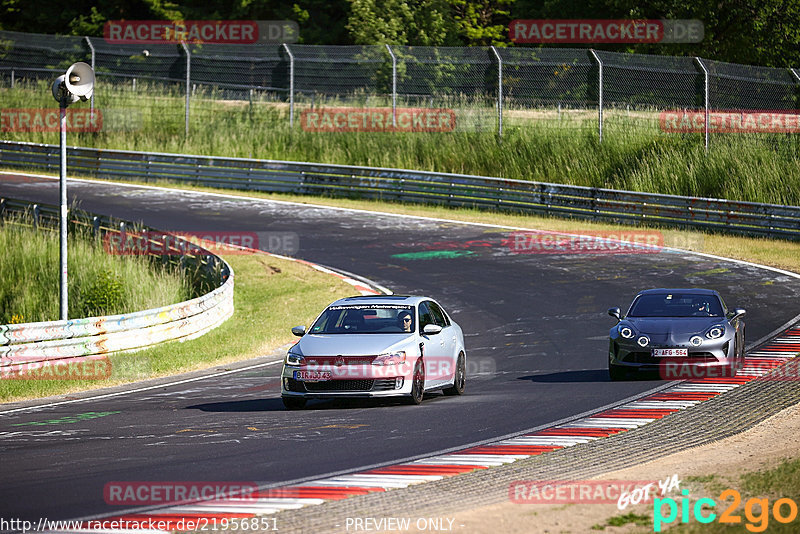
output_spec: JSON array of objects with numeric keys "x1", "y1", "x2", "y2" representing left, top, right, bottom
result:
[{"x1": 51, "y1": 325, "x2": 799, "y2": 532}]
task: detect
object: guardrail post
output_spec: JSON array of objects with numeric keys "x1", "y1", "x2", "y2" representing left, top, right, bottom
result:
[
  {"x1": 32, "y1": 204, "x2": 39, "y2": 229},
  {"x1": 385, "y1": 44, "x2": 397, "y2": 128},
  {"x1": 181, "y1": 42, "x2": 191, "y2": 138},
  {"x1": 695, "y1": 57, "x2": 709, "y2": 153},
  {"x1": 85, "y1": 37, "x2": 95, "y2": 117},
  {"x1": 589, "y1": 49, "x2": 603, "y2": 143},
  {"x1": 92, "y1": 216, "x2": 100, "y2": 240},
  {"x1": 0, "y1": 198, "x2": 5, "y2": 223},
  {"x1": 491, "y1": 46, "x2": 503, "y2": 137},
  {"x1": 283, "y1": 43, "x2": 295, "y2": 127}
]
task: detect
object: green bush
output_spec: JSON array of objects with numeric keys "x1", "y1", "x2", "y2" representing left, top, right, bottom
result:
[{"x1": 81, "y1": 269, "x2": 124, "y2": 316}]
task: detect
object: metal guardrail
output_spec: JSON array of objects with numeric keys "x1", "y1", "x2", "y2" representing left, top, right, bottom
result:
[
  {"x1": 0, "y1": 197, "x2": 234, "y2": 374},
  {"x1": 1, "y1": 140, "x2": 799, "y2": 240}
]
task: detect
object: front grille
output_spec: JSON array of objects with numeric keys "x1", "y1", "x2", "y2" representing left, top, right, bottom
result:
[
  {"x1": 305, "y1": 356, "x2": 376, "y2": 366},
  {"x1": 622, "y1": 352, "x2": 655, "y2": 363},
  {"x1": 303, "y1": 379, "x2": 375, "y2": 392},
  {"x1": 685, "y1": 353, "x2": 718, "y2": 362},
  {"x1": 285, "y1": 378, "x2": 306, "y2": 392},
  {"x1": 621, "y1": 352, "x2": 719, "y2": 364}
]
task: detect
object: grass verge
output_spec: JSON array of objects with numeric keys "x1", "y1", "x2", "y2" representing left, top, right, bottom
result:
[
  {"x1": 0, "y1": 220, "x2": 189, "y2": 324},
  {"x1": 2, "y1": 80, "x2": 800, "y2": 205},
  {"x1": 0, "y1": 250, "x2": 358, "y2": 403}
]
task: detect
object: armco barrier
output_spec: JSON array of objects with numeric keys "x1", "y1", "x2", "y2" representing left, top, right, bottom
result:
[
  {"x1": 1, "y1": 140, "x2": 799, "y2": 240},
  {"x1": 0, "y1": 198, "x2": 234, "y2": 374}
]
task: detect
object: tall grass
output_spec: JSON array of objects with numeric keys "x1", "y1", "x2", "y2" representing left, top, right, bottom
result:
[
  {"x1": 0, "y1": 221, "x2": 190, "y2": 323},
  {"x1": 2, "y1": 80, "x2": 799, "y2": 205}
]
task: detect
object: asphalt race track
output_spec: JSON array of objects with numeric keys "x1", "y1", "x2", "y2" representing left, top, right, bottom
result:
[{"x1": 2, "y1": 173, "x2": 800, "y2": 523}]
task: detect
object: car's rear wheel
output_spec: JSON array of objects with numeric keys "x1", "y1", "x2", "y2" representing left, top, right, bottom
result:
[
  {"x1": 608, "y1": 363, "x2": 627, "y2": 381},
  {"x1": 282, "y1": 397, "x2": 307, "y2": 410},
  {"x1": 407, "y1": 359, "x2": 425, "y2": 405},
  {"x1": 443, "y1": 352, "x2": 466, "y2": 396}
]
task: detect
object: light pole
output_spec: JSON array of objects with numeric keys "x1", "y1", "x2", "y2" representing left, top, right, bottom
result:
[{"x1": 51, "y1": 62, "x2": 94, "y2": 321}]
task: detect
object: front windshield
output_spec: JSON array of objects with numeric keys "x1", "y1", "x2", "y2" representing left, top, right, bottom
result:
[
  {"x1": 628, "y1": 293, "x2": 724, "y2": 317},
  {"x1": 309, "y1": 304, "x2": 415, "y2": 334}
]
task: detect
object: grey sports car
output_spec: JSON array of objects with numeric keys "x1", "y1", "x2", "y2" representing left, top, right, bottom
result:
[
  {"x1": 607, "y1": 288, "x2": 746, "y2": 381},
  {"x1": 280, "y1": 295, "x2": 466, "y2": 409}
]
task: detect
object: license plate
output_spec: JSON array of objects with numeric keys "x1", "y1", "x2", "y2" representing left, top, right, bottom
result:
[
  {"x1": 652, "y1": 348, "x2": 688, "y2": 357},
  {"x1": 294, "y1": 370, "x2": 332, "y2": 381}
]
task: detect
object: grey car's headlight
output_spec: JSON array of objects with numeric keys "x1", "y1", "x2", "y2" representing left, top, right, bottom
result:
[
  {"x1": 620, "y1": 326, "x2": 635, "y2": 339},
  {"x1": 706, "y1": 326, "x2": 725, "y2": 339},
  {"x1": 637, "y1": 336, "x2": 649, "y2": 347},
  {"x1": 285, "y1": 351, "x2": 304, "y2": 366},
  {"x1": 690, "y1": 335, "x2": 704, "y2": 346},
  {"x1": 373, "y1": 351, "x2": 406, "y2": 366}
]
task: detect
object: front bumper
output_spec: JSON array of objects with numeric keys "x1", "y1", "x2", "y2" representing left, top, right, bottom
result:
[
  {"x1": 609, "y1": 337, "x2": 736, "y2": 372},
  {"x1": 280, "y1": 364, "x2": 412, "y2": 399}
]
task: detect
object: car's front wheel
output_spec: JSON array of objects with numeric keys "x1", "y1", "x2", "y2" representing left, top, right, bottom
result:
[
  {"x1": 443, "y1": 352, "x2": 466, "y2": 396},
  {"x1": 407, "y1": 359, "x2": 425, "y2": 405},
  {"x1": 282, "y1": 397, "x2": 307, "y2": 410}
]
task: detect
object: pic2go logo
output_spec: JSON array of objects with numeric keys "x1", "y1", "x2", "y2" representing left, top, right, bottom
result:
[{"x1": 654, "y1": 489, "x2": 799, "y2": 532}]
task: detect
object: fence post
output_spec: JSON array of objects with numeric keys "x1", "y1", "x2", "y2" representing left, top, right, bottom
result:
[
  {"x1": 491, "y1": 46, "x2": 503, "y2": 137},
  {"x1": 283, "y1": 43, "x2": 295, "y2": 127},
  {"x1": 85, "y1": 37, "x2": 95, "y2": 117},
  {"x1": 385, "y1": 44, "x2": 397, "y2": 128},
  {"x1": 181, "y1": 42, "x2": 191, "y2": 137},
  {"x1": 589, "y1": 49, "x2": 603, "y2": 143},
  {"x1": 790, "y1": 68, "x2": 800, "y2": 83},
  {"x1": 10, "y1": 69, "x2": 14, "y2": 88},
  {"x1": 695, "y1": 57, "x2": 709, "y2": 152}
]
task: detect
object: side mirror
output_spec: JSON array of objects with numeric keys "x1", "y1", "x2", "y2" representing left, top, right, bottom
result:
[
  {"x1": 730, "y1": 309, "x2": 746, "y2": 321},
  {"x1": 291, "y1": 325, "x2": 306, "y2": 337},
  {"x1": 423, "y1": 324, "x2": 443, "y2": 335},
  {"x1": 608, "y1": 307, "x2": 621, "y2": 321}
]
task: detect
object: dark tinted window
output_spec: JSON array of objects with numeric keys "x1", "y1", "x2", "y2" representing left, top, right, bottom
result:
[
  {"x1": 628, "y1": 293, "x2": 724, "y2": 317},
  {"x1": 418, "y1": 302, "x2": 434, "y2": 332},
  {"x1": 310, "y1": 304, "x2": 414, "y2": 334},
  {"x1": 428, "y1": 301, "x2": 449, "y2": 327}
]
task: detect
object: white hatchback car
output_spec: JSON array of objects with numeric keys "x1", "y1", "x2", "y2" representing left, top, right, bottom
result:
[{"x1": 280, "y1": 295, "x2": 466, "y2": 409}]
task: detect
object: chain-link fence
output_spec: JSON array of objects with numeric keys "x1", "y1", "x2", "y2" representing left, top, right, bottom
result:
[{"x1": 2, "y1": 29, "x2": 799, "y2": 147}]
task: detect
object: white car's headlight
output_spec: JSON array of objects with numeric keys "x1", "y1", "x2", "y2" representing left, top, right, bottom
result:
[
  {"x1": 285, "y1": 351, "x2": 304, "y2": 366},
  {"x1": 373, "y1": 351, "x2": 406, "y2": 366},
  {"x1": 706, "y1": 326, "x2": 725, "y2": 339},
  {"x1": 620, "y1": 326, "x2": 635, "y2": 339}
]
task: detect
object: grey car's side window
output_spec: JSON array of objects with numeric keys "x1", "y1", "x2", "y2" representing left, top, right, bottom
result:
[
  {"x1": 418, "y1": 302, "x2": 434, "y2": 332},
  {"x1": 428, "y1": 301, "x2": 449, "y2": 327}
]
